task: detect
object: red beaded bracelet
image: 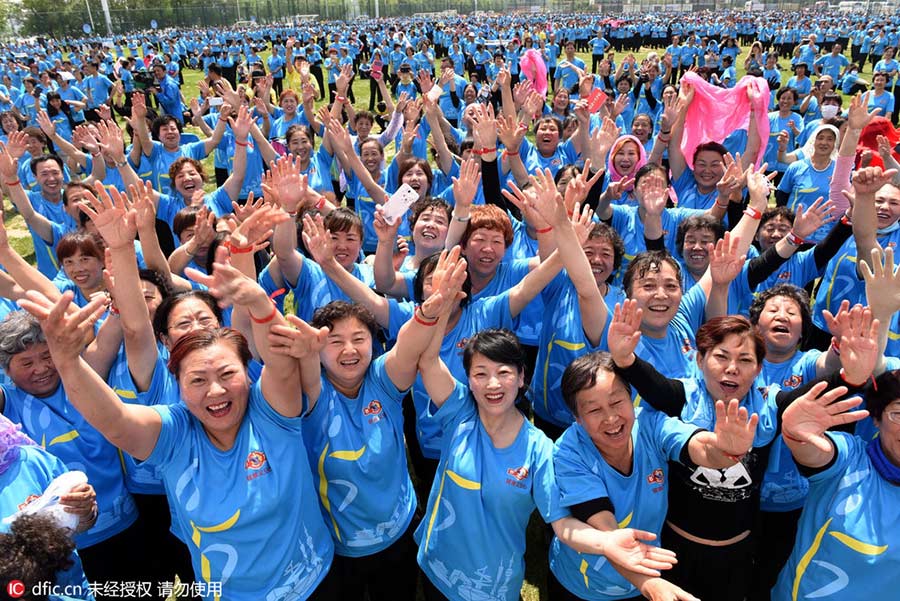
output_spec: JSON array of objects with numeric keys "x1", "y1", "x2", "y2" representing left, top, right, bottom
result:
[
  {"x1": 235, "y1": 139, "x2": 249, "y2": 147},
  {"x1": 5, "y1": 179, "x2": 20, "y2": 187},
  {"x1": 534, "y1": 226, "x2": 553, "y2": 235}
]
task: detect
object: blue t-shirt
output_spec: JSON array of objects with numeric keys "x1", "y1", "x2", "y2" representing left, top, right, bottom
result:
[
  {"x1": 772, "y1": 432, "x2": 900, "y2": 599},
  {"x1": 757, "y1": 350, "x2": 820, "y2": 512},
  {"x1": 549, "y1": 408, "x2": 697, "y2": 600},
  {"x1": 0, "y1": 446, "x2": 94, "y2": 600},
  {"x1": 289, "y1": 259, "x2": 376, "y2": 324},
  {"x1": 141, "y1": 380, "x2": 334, "y2": 599},
  {"x1": 301, "y1": 355, "x2": 416, "y2": 557},
  {"x1": 777, "y1": 158, "x2": 836, "y2": 243},
  {"x1": 672, "y1": 168, "x2": 717, "y2": 211},
  {"x1": 414, "y1": 381, "x2": 567, "y2": 601},
  {"x1": 529, "y1": 273, "x2": 618, "y2": 428},
  {"x1": 388, "y1": 292, "x2": 518, "y2": 460},
  {"x1": 632, "y1": 283, "x2": 707, "y2": 388},
  {"x1": 1, "y1": 383, "x2": 138, "y2": 548}
]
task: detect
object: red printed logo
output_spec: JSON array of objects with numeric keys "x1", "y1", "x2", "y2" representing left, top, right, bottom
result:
[
  {"x1": 647, "y1": 468, "x2": 664, "y2": 485},
  {"x1": 363, "y1": 400, "x2": 383, "y2": 416},
  {"x1": 783, "y1": 374, "x2": 803, "y2": 388},
  {"x1": 245, "y1": 451, "x2": 267, "y2": 470},
  {"x1": 7, "y1": 580, "x2": 25, "y2": 598},
  {"x1": 507, "y1": 466, "x2": 529, "y2": 481}
]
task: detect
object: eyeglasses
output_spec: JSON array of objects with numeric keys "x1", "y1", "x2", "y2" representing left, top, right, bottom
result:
[
  {"x1": 169, "y1": 315, "x2": 217, "y2": 334},
  {"x1": 886, "y1": 411, "x2": 900, "y2": 425}
]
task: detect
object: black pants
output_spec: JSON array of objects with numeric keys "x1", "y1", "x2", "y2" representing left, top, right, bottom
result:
[
  {"x1": 78, "y1": 521, "x2": 146, "y2": 600},
  {"x1": 749, "y1": 508, "x2": 802, "y2": 601},
  {"x1": 402, "y1": 389, "x2": 439, "y2": 504},
  {"x1": 331, "y1": 518, "x2": 420, "y2": 601},
  {"x1": 423, "y1": 577, "x2": 526, "y2": 601},
  {"x1": 661, "y1": 523, "x2": 753, "y2": 601},
  {"x1": 272, "y1": 76, "x2": 284, "y2": 97},
  {"x1": 310, "y1": 65, "x2": 326, "y2": 98},
  {"x1": 133, "y1": 493, "x2": 195, "y2": 587},
  {"x1": 591, "y1": 54, "x2": 605, "y2": 73}
]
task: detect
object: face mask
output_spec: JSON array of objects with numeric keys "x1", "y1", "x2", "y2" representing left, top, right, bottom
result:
[{"x1": 821, "y1": 105, "x2": 840, "y2": 119}]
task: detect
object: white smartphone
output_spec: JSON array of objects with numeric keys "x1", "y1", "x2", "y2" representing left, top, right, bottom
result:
[
  {"x1": 381, "y1": 183, "x2": 419, "y2": 224},
  {"x1": 209, "y1": 96, "x2": 224, "y2": 107}
]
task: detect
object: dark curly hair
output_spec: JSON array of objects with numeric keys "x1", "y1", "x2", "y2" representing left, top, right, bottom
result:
[{"x1": 0, "y1": 513, "x2": 75, "y2": 600}]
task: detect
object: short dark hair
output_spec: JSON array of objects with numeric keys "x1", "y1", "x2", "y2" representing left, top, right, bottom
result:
[
  {"x1": 695, "y1": 315, "x2": 765, "y2": 364},
  {"x1": 676, "y1": 214, "x2": 725, "y2": 257},
  {"x1": 29, "y1": 154, "x2": 63, "y2": 176},
  {"x1": 692, "y1": 141, "x2": 728, "y2": 163},
  {"x1": 866, "y1": 370, "x2": 900, "y2": 421},
  {"x1": 462, "y1": 328, "x2": 527, "y2": 376},
  {"x1": 623, "y1": 251, "x2": 682, "y2": 296},
  {"x1": 153, "y1": 291, "x2": 223, "y2": 340},
  {"x1": 310, "y1": 300, "x2": 378, "y2": 339},
  {"x1": 561, "y1": 351, "x2": 631, "y2": 417},
  {"x1": 748, "y1": 283, "x2": 812, "y2": 340}
]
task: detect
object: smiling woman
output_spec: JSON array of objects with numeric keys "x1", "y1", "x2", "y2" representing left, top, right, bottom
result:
[{"x1": 608, "y1": 300, "x2": 881, "y2": 601}]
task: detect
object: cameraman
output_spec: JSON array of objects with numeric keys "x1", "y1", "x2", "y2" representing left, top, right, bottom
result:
[{"x1": 149, "y1": 63, "x2": 187, "y2": 124}]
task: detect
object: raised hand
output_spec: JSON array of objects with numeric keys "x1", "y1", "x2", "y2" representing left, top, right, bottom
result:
[
  {"x1": 36, "y1": 110, "x2": 57, "y2": 139},
  {"x1": 638, "y1": 170, "x2": 668, "y2": 217},
  {"x1": 708, "y1": 231, "x2": 745, "y2": 287},
  {"x1": 228, "y1": 104, "x2": 253, "y2": 142},
  {"x1": 497, "y1": 114, "x2": 527, "y2": 154},
  {"x1": 78, "y1": 182, "x2": 138, "y2": 250},
  {"x1": 745, "y1": 162, "x2": 775, "y2": 211},
  {"x1": 231, "y1": 191, "x2": 267, "y2": 225},
  {"x1": 419, "y1": 246, "x2": 468, "y2": 319},
  {"x1": 228, "y1": 197, "x2": 288, "y2": 252},
  {"x1": 17, "y1": 291, "x2": 107, "y2": 364},
  {"x1": 852, "y1": 165, "x2": 898, "y2": 196},
  {"x1": 0, "y1": 142, "x2": 19, "y2": 181},
  {"x1": 838, "y1": 304, "x2": 879, "y2": 385},
  {"x1": 131, "y1": 92, "x2": 147, "y2": 120},
  {"x1": 373, "y1": 205, "x2": 402, "y2": 243},
  {"x1": 592, "y1": 116, "x2": 620, "y2": 165},
  {"x1": 608, "y1": 299, "x2": 643, "y2": 368},
  {"x1": 792, "y1": 196, "x2": 835, "y2": 241},
  {"x1": 300, "y1": 213, "x2": 335, "y2": 265},
  {"x1": 5, "y1": 131, "x2": 28, "y2": 160},
  {"x1": 861, "y1": 246, "x2": 900, "y2": 321},
  {"x1": 564, "y1": 159, "x2": 604, "y2": 211},
  {"x1": 451, "y1": 158, "x2": 482, "y2": 208},
  {"x1": 263, "y1": 155, "x2": 309, "y2": 214},
  {"x1": 571, "y1": 202, "x2": 596, "y2": 245},
  {"x1": 185, "y1": 246, "x2": 265, "y2": 308},
  {"x1": 847, "y1": 91, "x2": 881, "y2": 130},
  {"x1": 711, "y1": 399, "x2": 759, "y2": 459},
  {"x1": 95, "y1": 120, "x2": 126, "y2": 164},
  {"x1": 129, "y1": 182, "x2": 158, "y2": 233},
  {"x1": 781, "y1": 381, "x2": 868, "y2": 453},
  {"x1": 606, "y1": 176, "x2": 636, "y2": 201},
  {"x1": 267, "y1": 314, "x2": 330, "y2": 360}
]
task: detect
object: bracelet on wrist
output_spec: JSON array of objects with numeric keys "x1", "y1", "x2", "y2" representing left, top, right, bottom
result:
[
  {"x1": 743, "y1": 206, "x2": 762, "y2": 220},
  {"x1": 785, "y1": 230, "x2": 805, "y2": 246},
  {"x1": 503, "y1": 149, "x2": 519, "y2": 157},
  {"x1": 724, "y1": 452, "x2": 745, "y2": 464},
  {"x1": 839, "y1": 368, "x2": 870, "y2": 389},
  {"x1": 234, "y1": 139, "x2": 249, "y2": 147},
  {"x1": 250, "y1": 300, "x2": 278, "y2": 324},
  {"x1": 830, "y1": 338, "x2": 841, "y2": 357},
  {"x1": 225, "y1": 240, "x2": 255, "y2": 254},
  {"x1": 4, "y1": 179, "x2": 20, "y2": 188},
  {"x1": 452, "y1": 213, "x2": 471, "y2": 223},
  {"x1": 534, "y1": 225, "x2": 553, "y2": 235},
  {"x1": 414, "y1": 305, "x2": 439, "y2": 326}
]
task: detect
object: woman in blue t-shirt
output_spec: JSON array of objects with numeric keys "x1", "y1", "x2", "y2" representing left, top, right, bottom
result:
[
  {"x1": 549, "y1": 350, "x2": 758, "y2": 601},
  {"x1": 19, "y1": 259, "x2": 338, "y2": 600}
]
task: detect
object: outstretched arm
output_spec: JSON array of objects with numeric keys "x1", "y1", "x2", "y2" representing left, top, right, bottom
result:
[{"x1": 19, "y1": 293, "x2": 162, "y2": 460}]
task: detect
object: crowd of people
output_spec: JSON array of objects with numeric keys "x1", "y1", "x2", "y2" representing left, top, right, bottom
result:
[{"x1": 1, "y1": 5, "x2": 900, "y2": 601}]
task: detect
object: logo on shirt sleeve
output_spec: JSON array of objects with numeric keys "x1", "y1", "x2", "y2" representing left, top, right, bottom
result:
[{"x1": 245, "y1": 450, "x2": 272, "y2": 481}]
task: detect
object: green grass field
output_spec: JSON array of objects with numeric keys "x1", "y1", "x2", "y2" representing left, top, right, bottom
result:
[{"x1": 3, "y1": 39, "x2": 869, "y2": 600}]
